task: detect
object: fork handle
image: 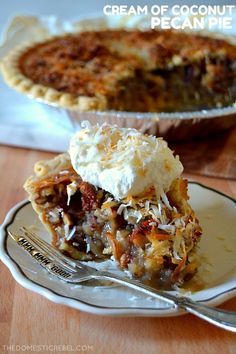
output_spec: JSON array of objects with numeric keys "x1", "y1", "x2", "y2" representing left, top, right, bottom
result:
[
  {"x1": 9, "y1": 231, "x2": 236, "y2": 332},
  {"x1": 97, "y1": 272, "x2": 236, "y2": 332},
  {"x1": 177, "y1": 297, "x2": 236, "y2": 332}
]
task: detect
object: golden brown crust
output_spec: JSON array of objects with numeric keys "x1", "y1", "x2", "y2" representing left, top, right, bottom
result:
[
  {"x1": 23, "y1": 153, "x2": 75, "y2": 243},
  {"x1": 1, "y1": 29, "x2": 236, "y2": 112},
  {"x1": 0, "y1": 46, "x2": 103, "y2": 111}
]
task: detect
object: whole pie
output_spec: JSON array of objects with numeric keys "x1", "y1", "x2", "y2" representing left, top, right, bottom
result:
[
  {"x1": 1, "y1": 29, "x2": 236, "y2": 112},
  {"x1": 24, "y1": 123, "x2": 202, "y2": 287}
]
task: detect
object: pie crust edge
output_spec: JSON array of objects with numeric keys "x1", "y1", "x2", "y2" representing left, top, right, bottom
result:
[{"x1": 0, "y1": 39, "x2": 104, "y2": 112}]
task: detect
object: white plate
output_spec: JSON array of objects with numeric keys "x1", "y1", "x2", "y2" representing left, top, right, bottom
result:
[{"x1": 0, "y1": 182, "x2": 236, "y2": 316}]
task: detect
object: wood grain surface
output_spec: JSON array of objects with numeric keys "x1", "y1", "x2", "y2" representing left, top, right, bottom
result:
[
  {"x1": 0, "y1": 134, "x2": 236, "y2": 354},
  {"x1": 171, "y1": 128, "x2": 236, "y2": 179}
]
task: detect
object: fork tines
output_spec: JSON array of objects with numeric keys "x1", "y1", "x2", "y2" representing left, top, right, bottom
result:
[{"x1": 20, "y1": 227, "x2": 79, "y2": 272}]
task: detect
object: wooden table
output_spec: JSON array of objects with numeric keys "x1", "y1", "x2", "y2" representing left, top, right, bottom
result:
[{"x1": 0, "y1": 131, "x2": 236, "y2": 354}]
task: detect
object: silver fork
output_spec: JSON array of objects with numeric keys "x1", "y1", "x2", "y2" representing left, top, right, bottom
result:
[{"x1": 8, "y1": 227, "x2": 236, "y2": 332}]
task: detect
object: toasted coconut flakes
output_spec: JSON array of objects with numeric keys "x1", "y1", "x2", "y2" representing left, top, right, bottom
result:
[
  {"x1": 174, "y1": 217, "x2": 186, "y2": 228},
  {"x1": 149, "y1": 210, "x2": 159, "y2": 222},
  {"x1": 149, "y1": 222, "x2": 157, "y2": 226},
  {"x1": 161, "y1": 190, "x2": 173, "y2": 210},
  {"x1": 158, "y1": 224, "x2": 176, "y2": 235},
  {"x1": 47, "y1": 208, "x2": 62, "y2": 223},
  {"x1": 151, "y1": 204, "x2": 161, "y2": 218},
  {"x1": 86, "y1": 242, "x2": 91, "y2": 253},
  {"x1": 124, "y1": 209, "x2": 143, "y2": 223},
  {"x1": 65, "y1": 225, "x2": 76, "y2": 241},
  {"x1": 144, "y1": 200, "x2": 150, "y2": 211},
  {"x1": 66, "y1": 181, "x2": 78, "y2": 205},
  {"x1": 173, "y1": 206, "x2": 178, "y2": 213},
  {"x1": 117, "y1": 201, "x2": 132, "y2": 215},
  {"x1": 59, "y1": 170, "x2": 70, "y2": 175}
]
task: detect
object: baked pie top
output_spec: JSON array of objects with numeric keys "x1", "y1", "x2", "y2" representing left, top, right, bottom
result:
[{"x1": 1, "y1": 29, "x2": 236, "y2": 112}]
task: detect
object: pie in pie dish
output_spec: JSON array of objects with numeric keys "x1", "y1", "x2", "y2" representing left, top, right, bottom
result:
[
  {"x1": 24, "y1": 123, "x2": 202, "y2": 287},
  {"x1": 1, "y1": 29, "x2": 236, "y2": 113}
]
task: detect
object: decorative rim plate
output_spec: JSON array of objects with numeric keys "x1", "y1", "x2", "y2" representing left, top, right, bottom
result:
[{"x1": 0, "y1": 182, "x2": 235, "y2": 316}]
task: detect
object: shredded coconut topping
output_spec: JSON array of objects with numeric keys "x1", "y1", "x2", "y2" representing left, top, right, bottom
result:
[
  {"x1": 69, "y1": 122, "x2": 183, "y2": 200},
  {"x1": 66, "y1": 181, "x2": 78, "y2": 205}
]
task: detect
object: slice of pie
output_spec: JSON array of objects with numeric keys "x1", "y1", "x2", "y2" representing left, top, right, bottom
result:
[
  {"x1": 1, "y1": 29, "x2": 236, "y2": 112},
  {"x1": 24, "y1": 123, "x2": 202, "y2": 287}
]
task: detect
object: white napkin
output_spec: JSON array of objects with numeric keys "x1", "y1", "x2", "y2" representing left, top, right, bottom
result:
[
  {"x1": 0, "y1": 77, "x2": 72, "y2": 152},
  {"x1": 0, "y1": 15, "x2": 78, "y2": 152}
]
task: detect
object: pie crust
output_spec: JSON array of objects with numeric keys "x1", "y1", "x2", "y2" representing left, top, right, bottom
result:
[{"x1": 1, "y1": 29, "x2": 236, "y2": 112}]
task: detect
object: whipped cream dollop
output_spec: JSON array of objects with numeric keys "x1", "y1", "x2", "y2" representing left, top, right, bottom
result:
[{"x1": 69, "y1": 122, "x2": 183, "y2": 200}]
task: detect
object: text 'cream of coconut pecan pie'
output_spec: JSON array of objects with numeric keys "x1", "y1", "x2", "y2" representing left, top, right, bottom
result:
[
  {"x1": 1, "y1": 29, "x2": 236, "y2": 112},
  {"x1": 24, "y1": 123, "x2": 202, "y2": 287}
]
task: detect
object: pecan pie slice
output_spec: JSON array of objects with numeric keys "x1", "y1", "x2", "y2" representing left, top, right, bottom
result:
[
  {"x1": 1, "y1": 29, "x2": 236, "y2": 112},
  {"x1": 24, "y1": 124, "x2": 202, "y2": 287}
]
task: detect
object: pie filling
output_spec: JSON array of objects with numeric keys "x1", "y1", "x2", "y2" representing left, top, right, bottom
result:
[
  {"x1": 18, "y1": 30, "x2": 236, "y2": 112},
  {"x1": 107, "y1": 62, "x2": 236, "y2": 112},
  {"x1": 25, "y1": 158, "x2": 202, "y2": 288}
]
